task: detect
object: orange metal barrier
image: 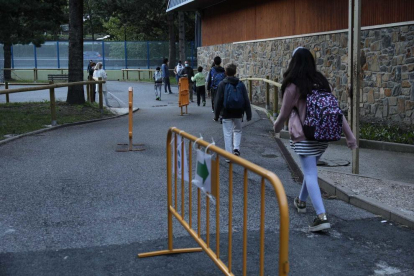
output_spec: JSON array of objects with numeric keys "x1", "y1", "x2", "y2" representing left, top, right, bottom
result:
[{"x1": 138, "y1": 127, "x2": 290, "y2": 275}]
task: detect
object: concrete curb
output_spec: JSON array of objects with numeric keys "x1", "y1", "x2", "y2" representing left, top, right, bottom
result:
[
  {"x1": 252, "y1": 105, "x2": 414, "y2": 154},
  {"x1": 0, "y1": 107, "x2": 139, "y2": 147},
  {"x1": 252, "y1": 104, "x2": 414, "y2": 228}
]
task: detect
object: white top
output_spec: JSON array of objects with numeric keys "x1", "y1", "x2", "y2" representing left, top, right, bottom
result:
[{"x1": 93, "y1": 69, "x2": 108, "y2": 91}]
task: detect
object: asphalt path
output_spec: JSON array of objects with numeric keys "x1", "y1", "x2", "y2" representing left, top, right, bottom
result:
[{"x1": 0, "y1": 82, "x2": 413, "y2": 275}]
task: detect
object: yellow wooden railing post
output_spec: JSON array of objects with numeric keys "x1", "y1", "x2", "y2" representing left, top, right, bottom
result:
[
  {"x1": 86, "y1": 76, "x2": 91, "y2": 102},
  {"x1": 98, "y1": 77, "x2": 103, "y2": 113},
  {"x1": 273, "y1": 78, "x2": 279, "y2": 118},
  {"x1": 48, "y1": 81, "x2": 57, "y2": 126},
  {"x1": 248, "y1": 76, "x2": 252, "y2": 103},
  {"x1": 5, "y1": 81, "x2": 9, "y2": 103},
  {"x1": 266, "y1": 76, "x2": 270, "y2": 110}
]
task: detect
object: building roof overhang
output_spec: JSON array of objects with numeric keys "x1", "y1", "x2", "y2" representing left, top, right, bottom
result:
[{"x1": 166, "y1": 0, "x2": 226, "y2": 12}]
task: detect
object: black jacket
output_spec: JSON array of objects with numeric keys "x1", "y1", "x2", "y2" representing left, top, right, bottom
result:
[
  {"x1": 180, "y1": 66, "x2": 194, "y2": 83},
  {"x1": 207, "y1": 65, "x2": 225, "y2": 91},
  {"x1": 214, "y1": 77, "x2": 252, "y2": 120}
]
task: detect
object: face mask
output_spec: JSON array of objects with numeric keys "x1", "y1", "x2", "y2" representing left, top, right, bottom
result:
[{"x1": 185, "y1": 64, "x2": 189, "y2": 67}]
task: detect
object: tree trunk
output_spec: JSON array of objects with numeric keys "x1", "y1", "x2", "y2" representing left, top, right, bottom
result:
[
  {"x1": 67, "y1": 0, "x2": 85, "y2": 104},
  {"x1": 178, "y1": 11, "x2": 186, "y2": 63},
  {"x1": 3, "y1": 43, "x2": 12, "y2": 81},
  {"x1": 168, "y1": 12, "x2": 176, "y2": 69}
]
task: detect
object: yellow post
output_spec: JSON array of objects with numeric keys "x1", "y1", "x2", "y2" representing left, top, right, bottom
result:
[
  {"x1": 273, "y1": 78, "x2": 279, "y2": 118},
  {"x1": 98, "y1": 77, "x2": 103, "y2": 113},
  {"x1": 49, "y1": 81, "x2": 57, "y2": 126},
  {"x1": 86, "y1": 76, "x2": 91, "y2": 102},
  {"x1": 248, "y1": 77, "x2": 252, "y2": 103},
  {"x1": 5, "y1": 81, "x2": 9, "y2": 103},
  {"x1": 128, "y1": 87, "x2": 133, "y2": 151},
  {"x1": 266, "y1": 76, "x2": 270, "y2": 111}
]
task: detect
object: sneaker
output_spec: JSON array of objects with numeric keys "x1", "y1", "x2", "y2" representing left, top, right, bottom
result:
[
  {"x1": 309, "y1": 214, "x2": 331, "y2": 232},
  {"x1": 294, "y1": 197, "x2": 306, "y2": 213},
  {"x1": 156, "y1": 97, "x2": 160, "y2": 101},
  {"x1": 169, "y1": 92, "x2": 173, "y2": 94},
  {"x1": 233, "y1": 149, "x2": 240, "y2": 156},
  {"x1": 203, "y1": 101, "x2": 206, "y2": 106}
]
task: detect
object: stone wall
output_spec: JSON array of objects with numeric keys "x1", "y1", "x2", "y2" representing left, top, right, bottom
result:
[{"x1": 197, "y1": 24, "x2": 414, "y2": 126}]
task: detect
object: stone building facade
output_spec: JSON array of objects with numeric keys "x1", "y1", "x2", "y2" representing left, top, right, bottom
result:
[{"x1": 198, "y1": 24, "x2": 414, "y2": 126}]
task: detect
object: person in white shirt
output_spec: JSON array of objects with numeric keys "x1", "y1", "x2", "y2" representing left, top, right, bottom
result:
[{"x1": 93, "y1": 62, "x2": 111, "y2": 107}]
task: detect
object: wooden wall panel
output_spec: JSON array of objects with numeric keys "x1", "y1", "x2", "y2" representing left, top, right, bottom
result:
[
  {"x1": 201, "y1": 0, "x2": 414, "y2": 46},
  {"x1": 362, "y1": 0, "x2": 414, "y2": 26}
]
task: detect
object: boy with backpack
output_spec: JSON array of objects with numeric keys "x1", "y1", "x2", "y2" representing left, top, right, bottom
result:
[
  {"x1": 174, "y1": 61, "x2": 184, "y2": 84},
  {"x1": 153, "y1": 67, "x2": 163, "y2": 101},
  {"x1": 214, "y1": 63, "x2": 252, "y2": 160},
  {"x1": 207, "y1": 56, "x2": 226, "y2": 112}
]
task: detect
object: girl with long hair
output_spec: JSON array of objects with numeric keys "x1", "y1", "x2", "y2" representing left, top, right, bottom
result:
[{"x1": 273, "y1": 47, "x2": 357, "y2": 232}]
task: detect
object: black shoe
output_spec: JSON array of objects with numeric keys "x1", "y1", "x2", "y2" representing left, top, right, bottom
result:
[
  {"x1": 233, "y1": 149, "x2": 240, "y2": 156},
  {"x1": 203, "y1": 101, "x2": 206, "y2": 106},
  {"x1": 169, "y1": 92, "x2": 173, "y2": 94},
  {"x1": 294, "y1": 197, "x2": 306, "y2": 213},
  {"x1": 309, "y1": 214, "x2": 331, "y2": 232}
]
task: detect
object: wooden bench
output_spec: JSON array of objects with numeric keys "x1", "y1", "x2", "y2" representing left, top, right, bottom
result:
[{"x1": 47, "y1": 74, "x2": 69, "y2": 82}]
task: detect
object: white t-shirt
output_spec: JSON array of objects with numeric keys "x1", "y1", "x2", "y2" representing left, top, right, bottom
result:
[{"x1": 93, "y1": 69, "x2": 107, "y2": 91}]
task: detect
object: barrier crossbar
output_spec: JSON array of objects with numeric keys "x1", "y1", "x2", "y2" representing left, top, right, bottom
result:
[{"x1": 138, "y1": 127, "x2": 290, "y2": 276}]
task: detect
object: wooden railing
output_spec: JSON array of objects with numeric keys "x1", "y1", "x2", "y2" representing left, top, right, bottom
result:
[
  {"x1": 121, "y1": 68, "x2": 175, "y2": 81},
  {"x1": 0, "y1": 79, "x2": 105, "y2": 126},
  {"x1": 240, "y1": 76, "x2": 282, "y2": 117}
]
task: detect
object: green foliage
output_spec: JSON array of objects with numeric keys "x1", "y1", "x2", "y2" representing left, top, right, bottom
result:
[
  {"x1": 0, "y1": 0, "x2": 67, "y2": 45},
  {"x1": 360, "y1": 123, "x2": 414, "y2": 145}
]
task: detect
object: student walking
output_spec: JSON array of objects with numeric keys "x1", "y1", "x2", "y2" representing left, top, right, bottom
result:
[
  {"x1": 88, "y1": 61, "x2": 96, "y2": 102},
  {"x1": 162, "y1": 58, "x2": 172, "y2": 94},
  {"x1": 93, "y1": 62, "x2": 111, "y2": 107},
  {"x1": 273, "y1": 47, "x2": 357, "y2": 232},
  {"x1": 207, "y1": 57, "x2": 226, "y2": 112},
  {"x1": 191, "y1": 66, "x2": 206, "y2": 106},
  {"x1": 180, "y1": 60, "x2": 195, "y2": 102},
  {"x1": 214, "y1": 63, "x2": 252, "y2": 161},
  {"x1": 153, "y1": 67, "x2": 163, "y2": 101},
  {"x1": 174, "y1": 61, "x2": 184, "y2": 84}
]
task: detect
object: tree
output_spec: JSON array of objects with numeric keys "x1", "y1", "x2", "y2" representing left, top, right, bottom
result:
[
  {"x1": 178, "y1": 11, "x2": 186, "y2": 62},
  {"x1": 168, "y1": 12, "x2": 176, "y2": 69},
  {"x1": 66, "y1": 0, "x2": 85, "y2": 104},
  {"x1": 0, "y1": 0, "x2": 66, "y2": 80}
]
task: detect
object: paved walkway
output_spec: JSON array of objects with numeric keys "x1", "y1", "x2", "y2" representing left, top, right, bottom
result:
[{"x1": 0, "y1": 82, "x2": 413, "y2": 275}]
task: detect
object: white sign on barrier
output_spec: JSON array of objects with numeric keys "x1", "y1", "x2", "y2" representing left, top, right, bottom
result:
[
  {"x1": 192, "y1": 149, "x2": 212, "y2": 194},
  {"x1": 173, "y1": 135, "x2": 189, "y2": 182}
]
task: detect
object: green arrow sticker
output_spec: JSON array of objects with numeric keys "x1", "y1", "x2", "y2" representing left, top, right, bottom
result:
[{"x1": 197, "y1": 160, "x2": 209, "y2": 184}]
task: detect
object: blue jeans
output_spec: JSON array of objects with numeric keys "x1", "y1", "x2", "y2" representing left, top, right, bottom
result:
[
  {"x1": 298, "y1": 155, "x2": 326, "y2": 215},
  {"x1": 163, "y1": 77, "x2": 172, "y2": 93}
]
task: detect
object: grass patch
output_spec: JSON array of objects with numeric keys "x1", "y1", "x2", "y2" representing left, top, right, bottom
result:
[
  {"x1": 0, "y1": 101, "x2": 114, "y2": 140},
  {"x1": 360, "y1": 123, "x2": 414, "y2": 145}
]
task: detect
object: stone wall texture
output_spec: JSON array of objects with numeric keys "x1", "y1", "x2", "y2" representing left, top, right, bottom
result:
[{"x1": 197, "y1": 24, "x2": 414, "y2": 126}]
